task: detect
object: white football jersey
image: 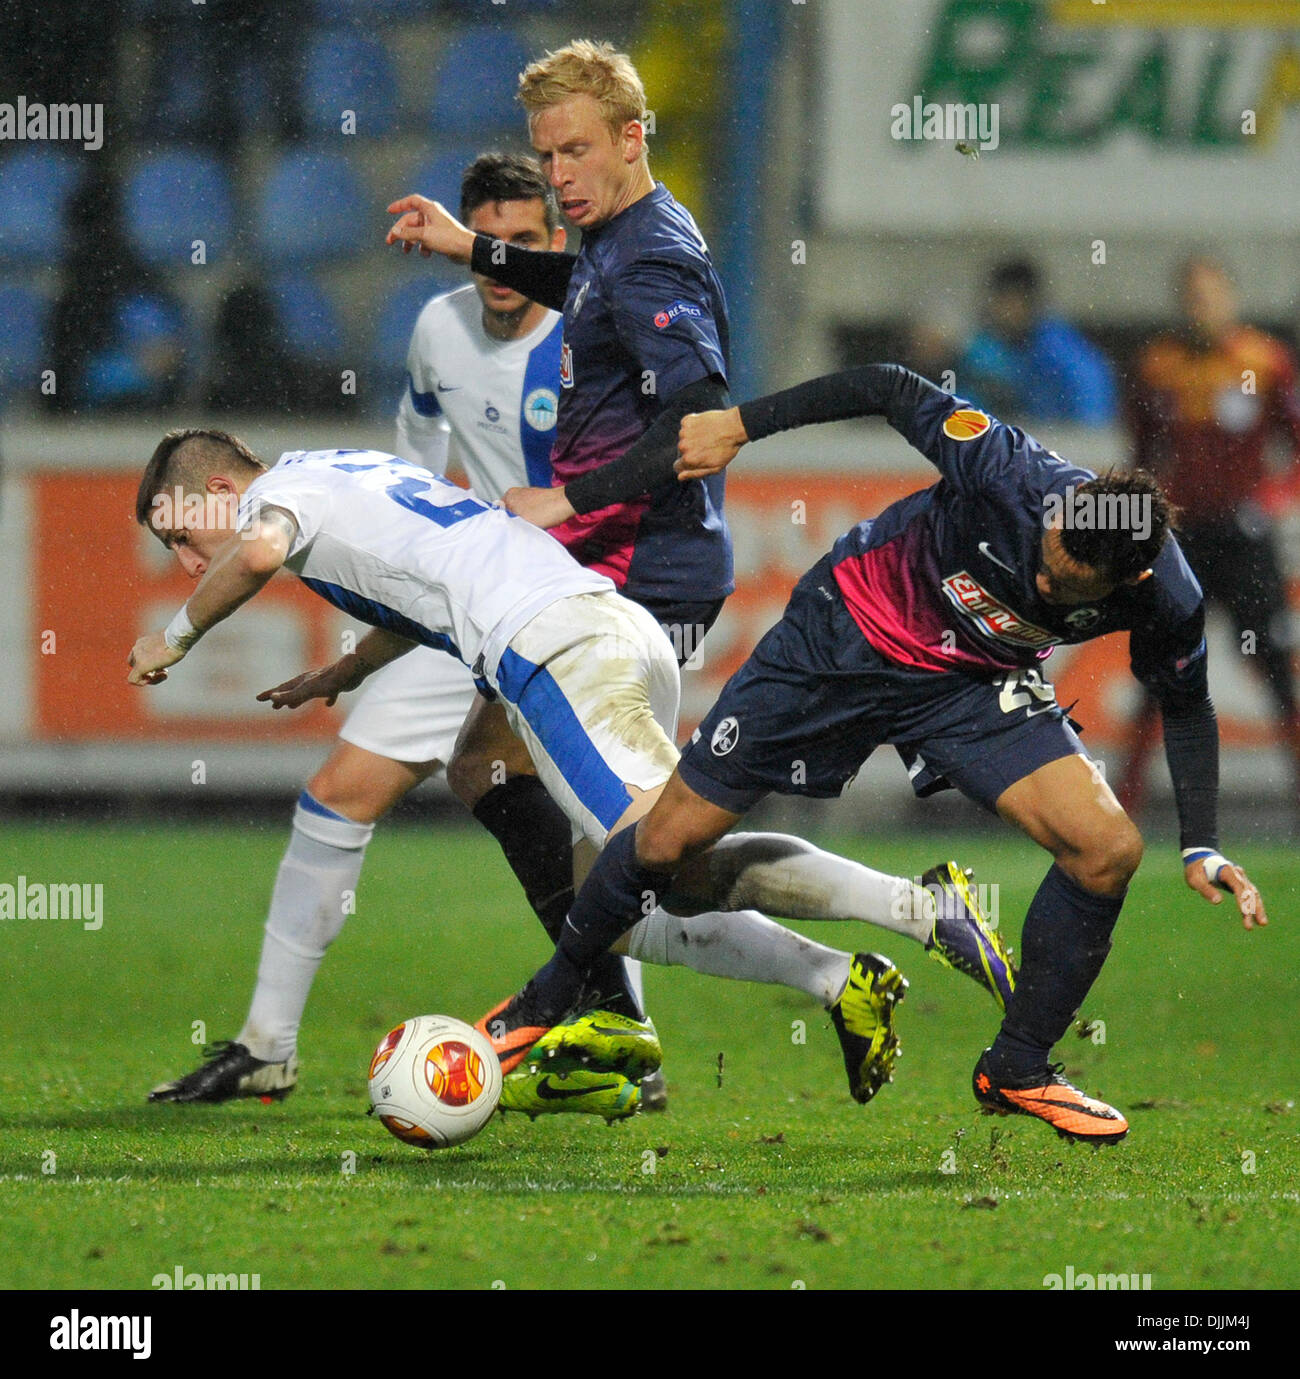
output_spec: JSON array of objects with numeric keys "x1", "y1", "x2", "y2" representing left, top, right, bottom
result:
[
  {"x1": 238, "y1": 449, "x2": 611, "y2": 685},
  {"x1": 394, "y1": 284, "x2": 562, "y2": 502}
]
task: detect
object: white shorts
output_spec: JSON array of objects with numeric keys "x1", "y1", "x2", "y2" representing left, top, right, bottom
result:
[
  {"x1": 494, "y1": 591, "x2": 681, "y2": 849},
  {"x1": 338, "y1": 647, "x2": 479, "y2": 766}
]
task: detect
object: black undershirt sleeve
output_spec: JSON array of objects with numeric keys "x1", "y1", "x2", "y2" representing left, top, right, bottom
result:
[
  {"x1": 737, "y1": 363, "x2": 927, "y2": 441},
  {"x1": 1159, "y1": 697, "x2": 1220, "y2": 852},
  {"x1": 566, "y1": 375, "x2": 732, "y2": 515},
  {"x1": 1131, "y1": 595, "x2": 1219, "y2": 851},
  {"x1": 469, "y1": 234, "x2": 574, "y2": 313}
]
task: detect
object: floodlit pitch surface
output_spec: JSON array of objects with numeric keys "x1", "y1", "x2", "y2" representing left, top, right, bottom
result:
[{"x1": 1, "y1": 824, "x2": 1296, "y2": 1290}]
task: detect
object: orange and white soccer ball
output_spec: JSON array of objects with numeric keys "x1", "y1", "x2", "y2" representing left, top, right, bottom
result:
[{"x1": 367, "y1": 1015, "x2": 502, "y2": 1149}]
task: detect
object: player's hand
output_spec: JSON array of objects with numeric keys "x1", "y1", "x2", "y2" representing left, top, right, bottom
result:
[
  {"x1": 676, "y1": 406, "x2": 750, "y2": 481},
  {"x1": 502, "y1": 485, "x2": 576, "y2": 529},
  {"x1": 1183, "y1": 855, "x2": 1268, "y2": 930},
  {"x1": 127, "y1": 632, "x2": 184, "y2": 686},
  {"x1": 385, "y1": 195, "x2": 475, "y2": 263},
  {"x1": 257, "y1": 655, "x2": 369, "y2": 711}
]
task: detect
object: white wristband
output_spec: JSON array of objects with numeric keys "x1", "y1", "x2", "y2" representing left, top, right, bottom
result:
[
  {"x1": 163, "y1": 605, "x2": 202, "y2": 653},
  {"x1": 1182, "y1": 847, "x2": 1230, "y2": 886}
]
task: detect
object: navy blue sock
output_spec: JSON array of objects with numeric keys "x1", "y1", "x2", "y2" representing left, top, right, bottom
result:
[
  {"x1": 989, "y1": 863, "x2": 1125, "y2": 1077},
  {"x1": 529, "y1": 826, "x2": 674, "y2": 1018}
]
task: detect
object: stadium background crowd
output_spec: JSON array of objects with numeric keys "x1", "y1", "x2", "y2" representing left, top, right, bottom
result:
[{"x1": 1, "y1": 0, "x2": 1297, "y2": 835}]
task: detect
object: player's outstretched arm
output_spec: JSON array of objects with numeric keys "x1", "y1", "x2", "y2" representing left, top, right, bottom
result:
[
  {"x1": 127, "y1": 509, "x2": 296, "y2": 686},
  {"x1": 504, "y1": 376, "x2": 732, "y2": 526},
  {"x1": 1137, "y1": 617, "x2": 1269, "y2": 931},
  {"x1": 385, "y1": 195, "x2": 476, "y2": 263},
  {"x1": 385, "y1": 194, "x2": 573, "y2": 312},
  {"x1": 675, "y1": 405, "x2": 751, "y2": 480},
  {"x1": 257, "y1": 628, "x2": 416, "y2": 710}
]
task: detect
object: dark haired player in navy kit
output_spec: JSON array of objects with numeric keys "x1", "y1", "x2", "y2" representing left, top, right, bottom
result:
[{"x1": 483, "y1": 363, "x2": 1269, "y2": 1145}]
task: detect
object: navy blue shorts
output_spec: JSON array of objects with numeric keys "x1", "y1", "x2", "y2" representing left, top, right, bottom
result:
[
  {"x1": 677, "y1": 556, "x2": 1087, "y2": 815},
  {"x1": 637, "y1": 593, "x2": 725, "y2": 669}
]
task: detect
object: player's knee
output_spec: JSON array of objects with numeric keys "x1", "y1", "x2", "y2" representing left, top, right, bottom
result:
[
  {"x1": 445, "y1": 746, "x2": 492, "y2": 808},
  {"x1": 306, "y1": 761, "x2": 355, "y2": 817},
  {"x1": 1076, "y1": 820, "x2": 1144, "y2": 895}
]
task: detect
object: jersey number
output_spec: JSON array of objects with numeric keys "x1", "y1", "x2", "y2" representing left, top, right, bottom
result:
[
  {"x1": 997, "y1": 668, "x2": 1057, "y2": 717},
  {"x1": 384, "y1": 473, "x2": 491, "y2": 528}
]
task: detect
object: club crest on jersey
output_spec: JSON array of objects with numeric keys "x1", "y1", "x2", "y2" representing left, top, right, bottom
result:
[
  {"x1": 654, "y1": 299, "x2": 703, "y2": 329},
  {"x1": 524, "y1": 387, "x2": 558, "y2": 432},
  {"x1": 942, "y1": 409, "x2": 990, "y2": 441},
  {"x1": 559, "y1": 340, "x2": 574, "y2": 389},
  {"x1": 941, "y1": 571, "x2": 1061, "y2": 650},
  {"x1": 711, "y1": 716, "x2": 740, "y2": 756}
]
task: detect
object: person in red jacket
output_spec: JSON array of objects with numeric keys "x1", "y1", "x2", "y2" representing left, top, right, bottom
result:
[{"x1": 1118, "y1": 254, "x2": 1300, "y2": 818}]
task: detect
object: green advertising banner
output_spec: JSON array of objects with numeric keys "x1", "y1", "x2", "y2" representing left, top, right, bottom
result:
[{"x1": 820, "y1": 0, "x2": 1300, "y2": 231}]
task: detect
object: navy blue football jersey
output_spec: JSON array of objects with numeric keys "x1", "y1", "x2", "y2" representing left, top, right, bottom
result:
[
  {"x1": 547, "y1": 183, "x2": 733, "y2": 603},
  {"x1": 829, "y1": 380, "x2": 1208, "y2": 706}
]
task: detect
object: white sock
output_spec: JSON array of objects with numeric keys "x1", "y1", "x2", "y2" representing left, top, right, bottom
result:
[
  {"x1": 624, "y1": 906, "x2": 852, "y2": 1008},
  {"x1": 707, "y1": 833, "x2": 935, "y2": 944},
  {"x1": 623, "y1": 956, "x2": 646, "y2": 1014},
  {"x1": 238, "y1": 794, "x2": 374, "y2": 1063}
]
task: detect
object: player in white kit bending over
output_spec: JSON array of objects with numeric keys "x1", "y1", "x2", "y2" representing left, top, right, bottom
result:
[
  {"x1": 129, "y1": 430, "x2": 1022, "y2": 1112},
  {"x1": 146, "y1": 155, "x2": 658, "y2": 1118}
]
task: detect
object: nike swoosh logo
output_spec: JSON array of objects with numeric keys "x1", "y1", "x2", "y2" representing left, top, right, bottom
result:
[
  {"x1": 978, "y1": 541, "x2": 1015, "y2": 574},
  {"x1": 436, "y1": 382, "x2": 462, "y2": 393},
  {"x1": 535, "y1": 1077, "x2": 620, "y2": 1101}
]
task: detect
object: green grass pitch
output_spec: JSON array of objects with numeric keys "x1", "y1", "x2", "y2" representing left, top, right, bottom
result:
[{"x1": 2, "y1": 822, "x2": 1297, "y2": 1291}]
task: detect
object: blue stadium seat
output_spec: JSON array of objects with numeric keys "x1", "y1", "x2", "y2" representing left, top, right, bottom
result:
[
  {"x1": 371, "y1": 272, "x2": 461, "y2": 386},
  {"x1": 0, "y1": 283, "x2": 50, "y2": 392},
  {"x1": 81, "y1": 292, "x2": 188, "y2": 407},
  {"x1": 124, "y1": 151, "x2": 234, "y2": 266},
  {"x1": 256, "y1": 150, "x2": 369, "y2": 265},
  {"x1": 0, "y1": 149, "x2": 85, "y2": 265},
  {"x1": 302, "y1": 31, "x2": 398, "y2": 137},
  {"x1": 270, "y1": 272, "x2": 344, "y2": 362},
  {"x1": 430, "y1": 28, "x2": 531, "y2": 137},
  {"x1": 403, "y1": 145, "x2": 486, "y2": 212}
]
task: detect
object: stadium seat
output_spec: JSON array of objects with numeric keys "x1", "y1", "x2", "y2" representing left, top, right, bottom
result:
[
  {"x1": 0, "y1": 283, "x2": 50, "y2": 393},
  {"x1": 370, "y1": 273, "x2": 461, "y2": 394},
  {"x1": 255, "y1": 150, "x2": 369, "y2": 265},
  {"x1": 301, "y1": 31, "x2": 398, "y2": 137},
  {"x1": 81, "y1": 292, "x2": 189, "y2": 407},
  {"x1": 123, "y1": 151, "x2": 235, "y2": 266},
  {"x1": 269, "y1": 272, "x2": 344, "y2": 362},
  {"x1": 430, "y1": 27, "x2": 532, "y2": 137},
  {"x1": 403, "y1": 145, "x2": 487, "y2": 211},
  {"x1": 0, "y1": 149, "x2": 85, "y2": 265}
]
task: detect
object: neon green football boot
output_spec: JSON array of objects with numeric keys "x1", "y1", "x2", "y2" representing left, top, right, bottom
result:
[
  {"x1": 827, "y1": 953, "x2": 908, "y2": 1104},
  {"x1": 499, "y1": 1067, "x2": 641, "y2": 1122},
  {"x1": 521, "y1": 1009, "x2": 663, "y2": 1080}
]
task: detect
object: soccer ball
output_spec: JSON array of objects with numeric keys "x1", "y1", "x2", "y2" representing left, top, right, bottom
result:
[{"x1": 367, "y1": 1015, "x2": 502, "y2": 1149}]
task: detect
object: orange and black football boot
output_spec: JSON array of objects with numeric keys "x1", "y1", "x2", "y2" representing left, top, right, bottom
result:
[
  {"x1": 475, "y1": 988, "x2": 553, "y2": 1075},
  {"x1": 972, "y1": 1050, "x2": 1128, "y2": 1144}
]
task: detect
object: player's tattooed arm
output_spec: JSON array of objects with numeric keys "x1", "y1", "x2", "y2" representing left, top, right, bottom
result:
[
  {"x1": 127, "y1": 506, "x2": 297, "y2": 686},
  {"x1": 257, "y1": 628, "x2": 417, "y2": 711}
]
